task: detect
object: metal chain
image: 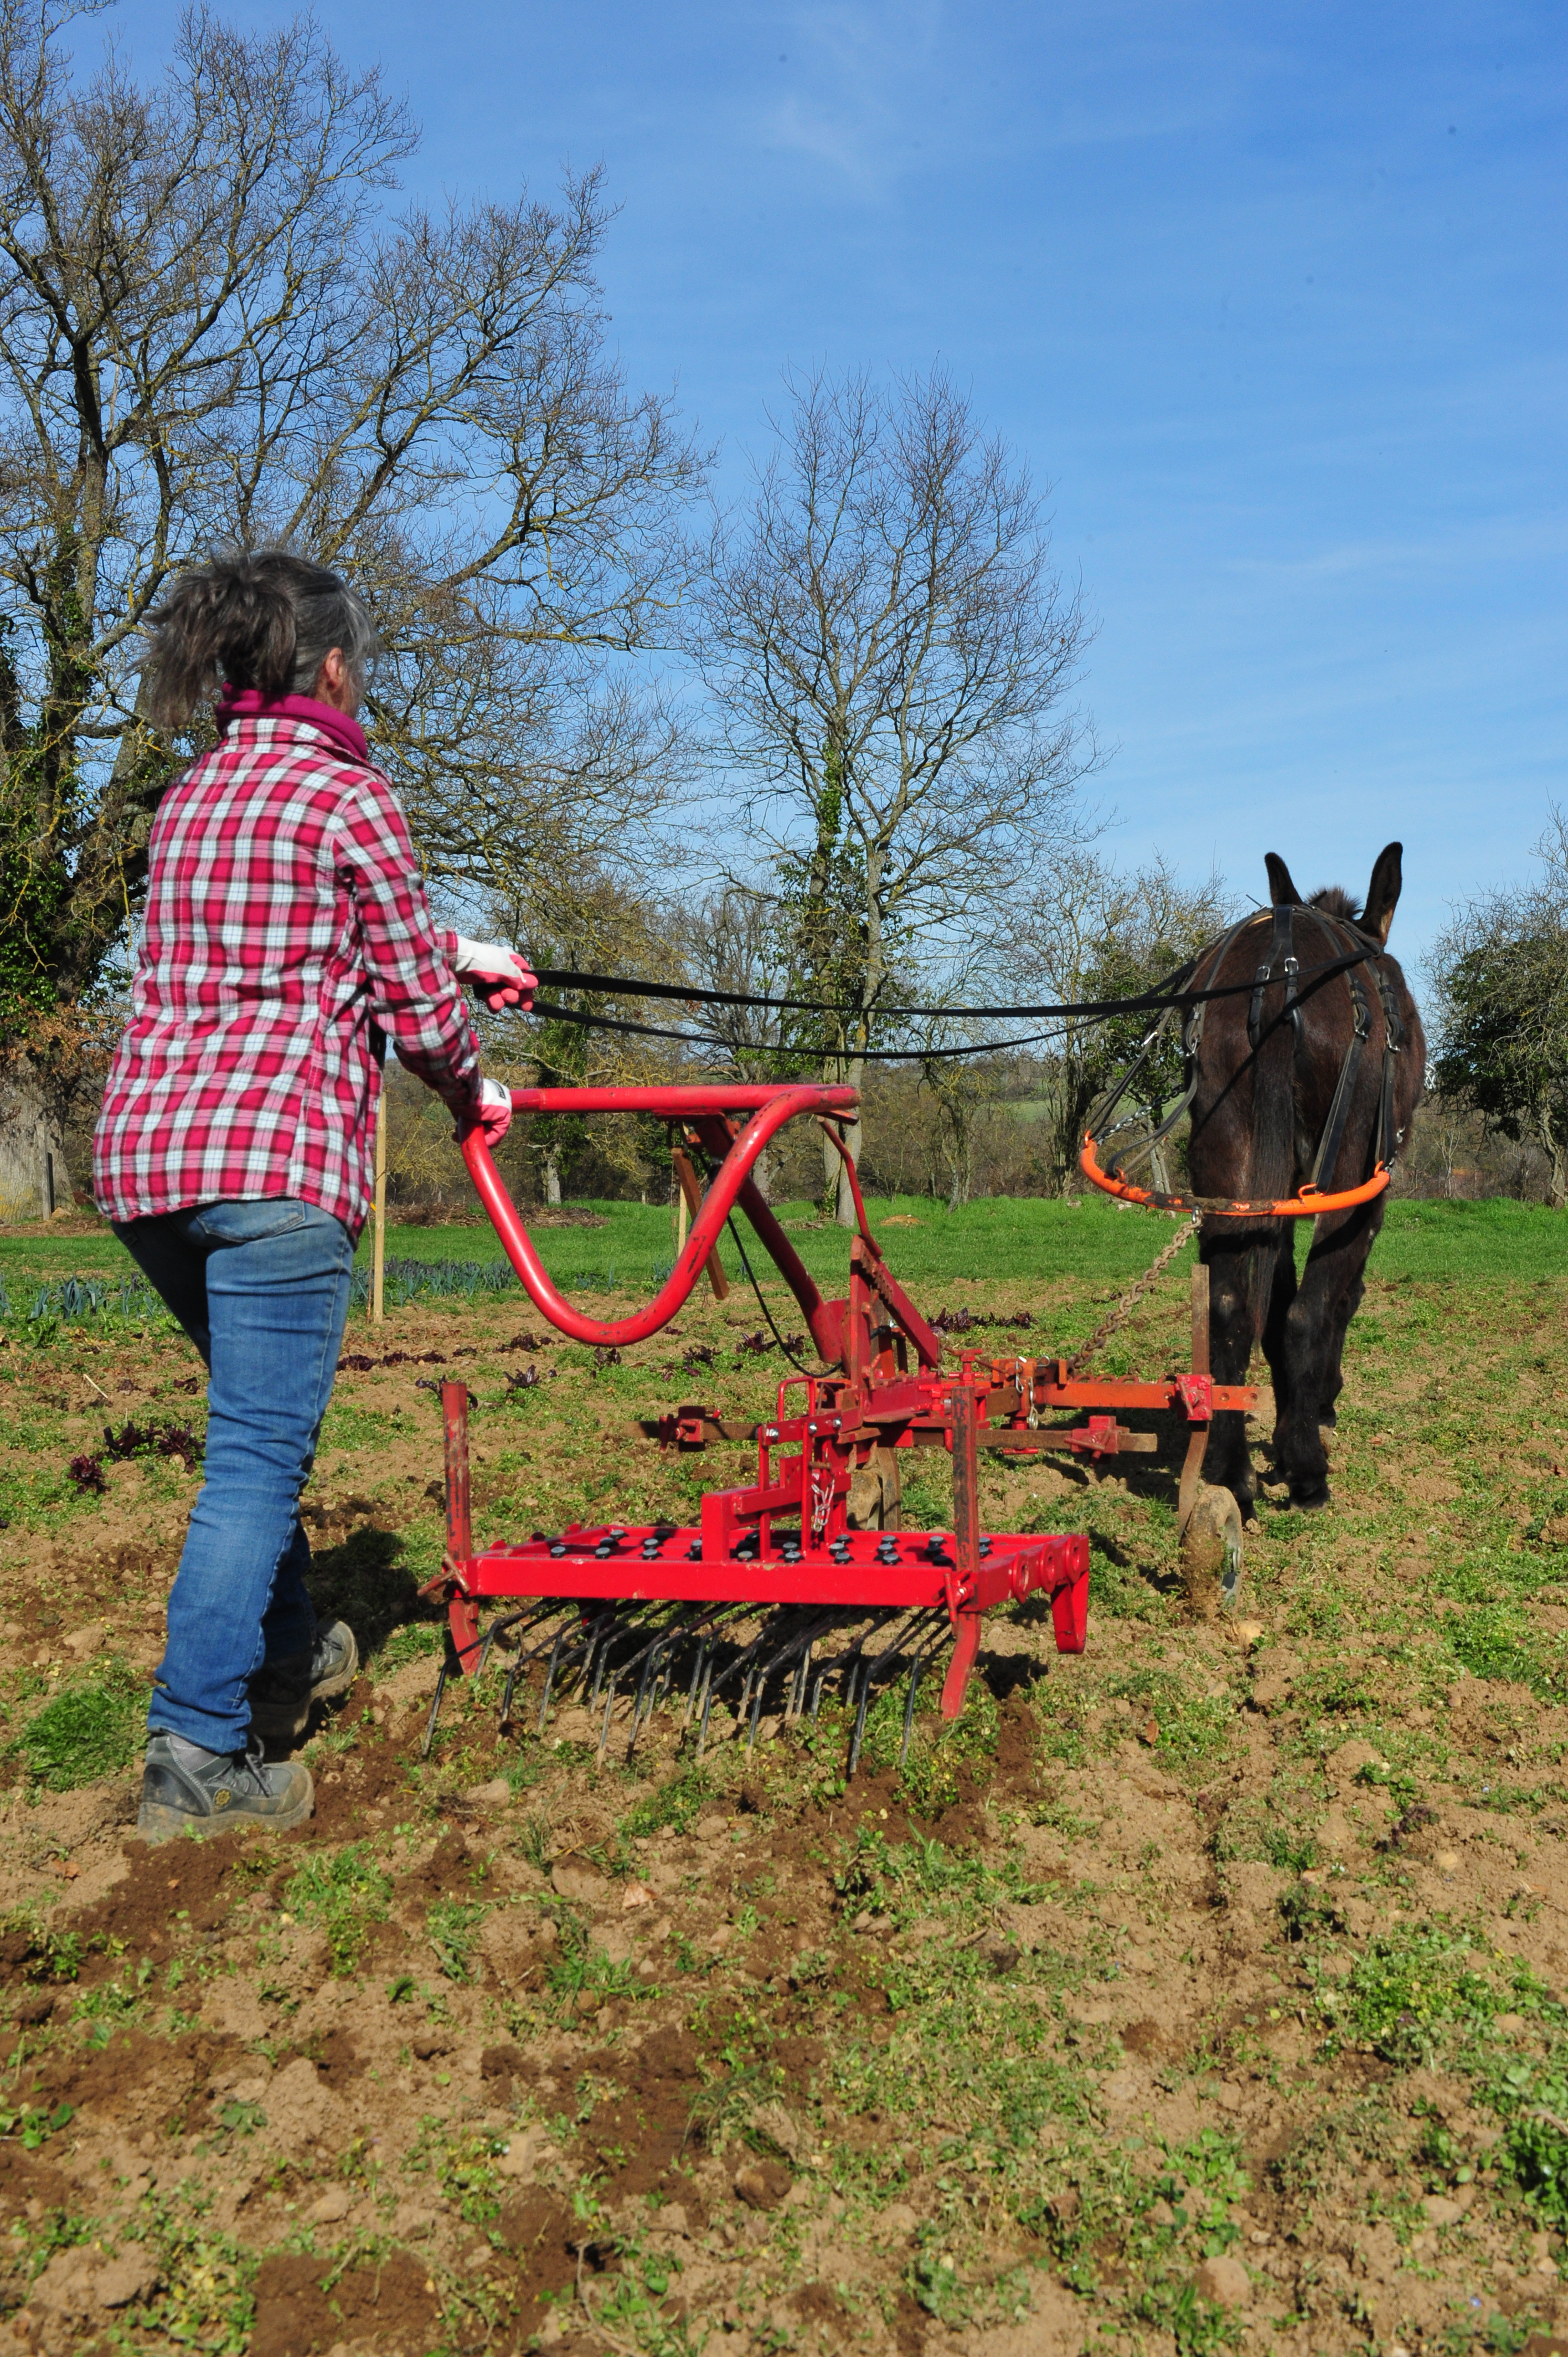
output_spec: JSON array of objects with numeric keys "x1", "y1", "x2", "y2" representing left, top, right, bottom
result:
[{"x1": 1062, "y1": 1213, "x2": 1199, "y2": 1379}]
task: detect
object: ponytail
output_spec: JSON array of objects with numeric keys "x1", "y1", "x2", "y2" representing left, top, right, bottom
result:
[{"x1": 142, "y1": 549, "x2": 378, "y2": 729}]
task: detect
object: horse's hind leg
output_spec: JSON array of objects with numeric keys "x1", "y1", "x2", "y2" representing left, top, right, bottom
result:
[
  {"x1": 1200, "y1": 1226, "x2": 1274, "y2": 1512},
  {"x1": 1271, "y1": 1203, "x2": 1383, "y2": 1509}
]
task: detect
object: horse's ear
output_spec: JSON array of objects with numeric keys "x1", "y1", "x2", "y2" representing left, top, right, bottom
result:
[
  {"x1": 1363, "y1": 842, "x2": 1403, "y2": 944},
  {"x1": 1265, "y1": 852, "x2": 1302, "y2": 906}
]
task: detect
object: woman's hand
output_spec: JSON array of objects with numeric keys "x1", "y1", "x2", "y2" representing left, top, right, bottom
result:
[
  {"x1": 452, "y1": 936, "x2": 537, "y2": 1013},
  {"x1": 461, "y1": 1076, "x2": 514, "y2": 1147}
]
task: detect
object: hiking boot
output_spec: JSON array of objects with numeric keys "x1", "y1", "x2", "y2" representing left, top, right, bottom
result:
[
  {"x1": 246, "y1": 1620, "x2": 360, "y2": 1744},
  {"x1": 137, "y1": 1734, "x2": 313, "y2": 1843}
]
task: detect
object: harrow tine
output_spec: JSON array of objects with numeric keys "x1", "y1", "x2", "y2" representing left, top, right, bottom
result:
[
  {"x1": 623, "y1": 1609, "x2": 705, "y2": 1761},
  {"x1": 847, "y1": 1672, "x2": 874, "y2": 1778},
  {"x1": 536, "y1": 1623, "x2": 572, "y2": 1732},
  {"x1": 900, "y1": 1658, "x2": 923, "y2": 1768},
  {"x1": 630, "y1": 1638, "x2": 664, "y2": 1744},
  {"x1": 421, "y1": 1602, "x2": 506, "y2": 1761},
  {"x1": 745, "y1": 1612, "x2": 838, "y2": 1749},
  {"x1": 420, "y1": 1663, "x2": 449, "y2": 1760},
  {"x1": 491, "y1": 1604, "x2": 564, "y2": 1731},
  {"x1": 845, "y1": 1613, "x2": 942, "y2": 1779},
  {"x1": 684, "y1": 1635, "x2": 711, "y2": 1727},
  {"x1": 539, "y1": 1608, "x2": 605, "y2": 1732}
]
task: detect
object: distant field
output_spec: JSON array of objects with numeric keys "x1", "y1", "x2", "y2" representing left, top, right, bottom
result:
[{"x1": 6, "y1": 1190, "x2": 1565, "y2": 1298}]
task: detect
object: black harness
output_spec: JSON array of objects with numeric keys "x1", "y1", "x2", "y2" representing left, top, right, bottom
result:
[{"x1": 1091, "y1": 903, "x2": 1407, "y2": 1204}]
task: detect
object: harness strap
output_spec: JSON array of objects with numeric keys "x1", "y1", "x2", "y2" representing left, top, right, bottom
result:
[
  {"x1": 1371, "y1": 960, "x2": 1406, "y2": 1170},
  {"x1": 1091, "y1": 914, "x2": 1257, "y2": 1180},
  {"x1": 1247, "y1": 902, "x2": 1301, "y2": 1052},
  {"x1": 1308, "y1": 930, "x2": 1372, "y2": 1190}
]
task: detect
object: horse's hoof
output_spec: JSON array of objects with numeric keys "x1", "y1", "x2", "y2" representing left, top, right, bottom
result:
[
  {"x1": 1181, "y1": 1485, "x2": 1244, "y2": 1619},
  {"x1": 1319, "y1": 1409, "x2": 1337, "y2": 1429},
  {"x1": 1288, "y1": 1485, "x2": 1332, "y2": 1511}
]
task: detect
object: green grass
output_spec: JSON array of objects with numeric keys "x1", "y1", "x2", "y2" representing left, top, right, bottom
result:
[
  {"x1": 283, "y1": 1843, "x2": 392, "y2": 1974},
  {"x1": 9, "y1": 1662, "x2": 143, "y2": 1790},
  {"x1": 6, "y1": 1194, "x2": 1568, "y2": 1310}
]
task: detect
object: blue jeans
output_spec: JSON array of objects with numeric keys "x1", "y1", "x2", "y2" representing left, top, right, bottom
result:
[{"x1": 112, "y1": 1199, "x2": 355, "y2": 1752}]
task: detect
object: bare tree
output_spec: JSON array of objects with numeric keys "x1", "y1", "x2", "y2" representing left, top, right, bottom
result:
[
  {"x1": 1430, "y1": 809, "x2": 1568, "y2": 1208},
  {"x1": 692, "y1": 367, "x2": 1097, "y2": 1222},
  {"x1": 0, "y1": 1, "x2": 702, "y2": 1210},
  {"x1": 1010, "y1": 847, "x2": 1234, "y2": 1193}
]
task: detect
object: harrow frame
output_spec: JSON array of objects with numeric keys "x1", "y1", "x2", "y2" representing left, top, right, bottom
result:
[{"x1": 423, "y1": 1082, "x2": 1254, "y2": 1767}]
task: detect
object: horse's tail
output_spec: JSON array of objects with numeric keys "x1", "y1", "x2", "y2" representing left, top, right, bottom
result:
[{"x1": 1244, "y1": 990, "x2": 1299, "y2": 1343}]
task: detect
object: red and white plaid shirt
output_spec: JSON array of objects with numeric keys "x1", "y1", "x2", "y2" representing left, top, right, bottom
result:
[{"x1": 94, "y1": 698, "x2": 482, "y2": 1238}]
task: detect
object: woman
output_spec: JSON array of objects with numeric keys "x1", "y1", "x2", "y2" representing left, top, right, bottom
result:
[{"x1": 94, "y1": 550, "x2": 534, "y2": 1841}]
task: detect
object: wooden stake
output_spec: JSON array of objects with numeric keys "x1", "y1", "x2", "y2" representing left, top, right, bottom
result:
[
  {"x1": 371, "y1": 1079, "x2": 388, "y2": 1324},
  {"x1": 670, "y1": 1144, "x2": 729, "y2": 1301}
]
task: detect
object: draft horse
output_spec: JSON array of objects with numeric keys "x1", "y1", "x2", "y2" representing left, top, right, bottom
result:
[{"x1": 1187, "y1": 842, "x2": 1425, "y2": 1513}]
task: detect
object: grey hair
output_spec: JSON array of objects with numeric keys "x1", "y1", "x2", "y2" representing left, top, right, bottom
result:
[{"x1": 141, "y1": 548, "x2": 379, "y2": 728}]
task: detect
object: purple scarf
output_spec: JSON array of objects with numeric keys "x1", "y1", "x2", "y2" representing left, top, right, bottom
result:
[{"x1": 216, "y1": 688, "x2": 370, "y2": 766}]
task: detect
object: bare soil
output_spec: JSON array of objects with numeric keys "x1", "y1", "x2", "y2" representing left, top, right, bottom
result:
[{"x1": 0, "y1": 1242, "x2": 1565, "y2": 2355}]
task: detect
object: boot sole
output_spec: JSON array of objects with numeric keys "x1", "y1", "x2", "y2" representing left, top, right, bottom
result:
[
  {"x1": 137, "y1": 1782, "x2": 314, "y2": 1844},
  {"x1": 247, "y1": 1632, "x2": 361, "y2": 1745}
]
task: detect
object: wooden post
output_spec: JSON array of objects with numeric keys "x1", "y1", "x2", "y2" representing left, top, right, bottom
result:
[
  {"x1": 670, "y1": 1143, "x2": 729, "y2": 1301},
  {"x1": 371, "y1": 1080, "x2": 388, "y2": 1324}
]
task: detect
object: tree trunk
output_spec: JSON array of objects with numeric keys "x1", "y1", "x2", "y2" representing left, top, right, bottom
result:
[
  {"x1": 1541, "y1": 1105, "x2": 1568, "y2": 1210},
  {"x1": 543, "y1": 1148, "x2": 562, "y2": 1207},
  {"x1": 828, "y1": 1057, "x2": 865, "y2": 1226},
  {"x1": 0, "y1": 1061, "x2": 73, "y2": 1220}
]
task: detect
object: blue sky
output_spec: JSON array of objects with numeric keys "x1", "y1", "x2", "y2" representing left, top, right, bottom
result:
[{"x1": 116, "y1": 0, "x2": 1565, "y2": 972}]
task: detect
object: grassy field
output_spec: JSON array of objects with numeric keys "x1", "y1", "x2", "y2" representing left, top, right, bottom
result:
[
  {"x1": 0, "y1": 1192, "x2": 1567, "y2": 2354},
  {"x1": 8, "y1": 1190, "x2": 1567, "y2": 1294}
]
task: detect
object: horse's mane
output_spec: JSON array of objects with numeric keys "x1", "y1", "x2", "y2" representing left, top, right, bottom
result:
[{"x1": 1307, "y1": 885, "x2": 1363, "y2": 922}]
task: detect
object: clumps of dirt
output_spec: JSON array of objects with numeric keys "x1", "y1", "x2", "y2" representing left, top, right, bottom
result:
[
  {"x1": 249, "y1": 2248, "x2": 441, "y2": 2357},
  {"x1": 291, "y1": 2025, "x2": 362, "y2": 2088},
  {"x1": 393, "y1": 1826, "x2": 482, "y2": 1906},
  {"x1": 25, "y1": 2026, "x2": 241, "y2": 2140},
  {"x1": 479, "y1": 2041, "x2": 530, "y2": 2088},
  {"x1": 0, "y1": 2142, "x2": 75, "y2": 2220},
  {"x1": 573, "y1": 2025, "x2": 710, "y2": 2218},
  {"x1": 296, "y1": 1717, "x2": 414, "y2": 1836},
  {"x1": 989, "y1": 1689, "x2": 1043, "y2": 1799},
  {"x1": 1121, "y1": 2016, "x2": 1184, "y2": 2062},
  {"x1": 0, "y1": 1840, "x2": 251, "y2": 1988},
  {"x1": 499, "y1": 2188, "x2": 599, "y2": 2335}
]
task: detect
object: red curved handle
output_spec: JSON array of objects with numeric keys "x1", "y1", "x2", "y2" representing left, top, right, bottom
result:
[{"x1": 459, "y1": 1083, "x2": 857, "y2": 1351}]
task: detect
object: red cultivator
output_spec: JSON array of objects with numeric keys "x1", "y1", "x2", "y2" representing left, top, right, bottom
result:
[{"x1": 424, "y1": 1082, "x2": 1254, "y2": 1770}]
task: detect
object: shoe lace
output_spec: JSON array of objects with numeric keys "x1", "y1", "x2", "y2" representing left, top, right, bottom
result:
[{"x1": 226, "y1": 1742, "x2": 276, "y2": 1797}]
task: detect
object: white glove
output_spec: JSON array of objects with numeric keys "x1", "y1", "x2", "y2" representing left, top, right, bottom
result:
[
  {"x1": 471, "y1": 1075, "x2": 513, "y2": 1146},
  {"x1": 452, "y1": 936, "x2": 537, "y2": 1013}
]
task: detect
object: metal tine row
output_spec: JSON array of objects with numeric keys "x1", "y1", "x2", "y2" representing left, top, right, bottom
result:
[
  {"x1": 496, "y1": 1602, "x2": 587, "y2": 1734},
  {"x1": 743, "y1": 1611, "x2": 843, "y2": 1753},
  {"x1": 845, "y1": 1610, "x2": 951, "y2": 1778},
  {"x1": 690, "y1": 1605, "x2": 836, "y2": 1760},
  {"x1": 426, "y1": 1598, "x2": 958, "y2": 1773},
  {"x1": 598, "y1": 1603, "x2": 738, "y2": 1766}
]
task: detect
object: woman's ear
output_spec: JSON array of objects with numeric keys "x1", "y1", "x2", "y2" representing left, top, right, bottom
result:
[{"x1": 311, "y1": 647, "x2": 358, "y2": 713}]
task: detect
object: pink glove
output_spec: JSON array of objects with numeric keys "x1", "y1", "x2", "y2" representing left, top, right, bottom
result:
[
  {"x1": 460, "y1": 1076, "x2": 513, "y2": 1149},
  {"x1": 452, "y1": 935, "x2": 537, "y2": 1013}
]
